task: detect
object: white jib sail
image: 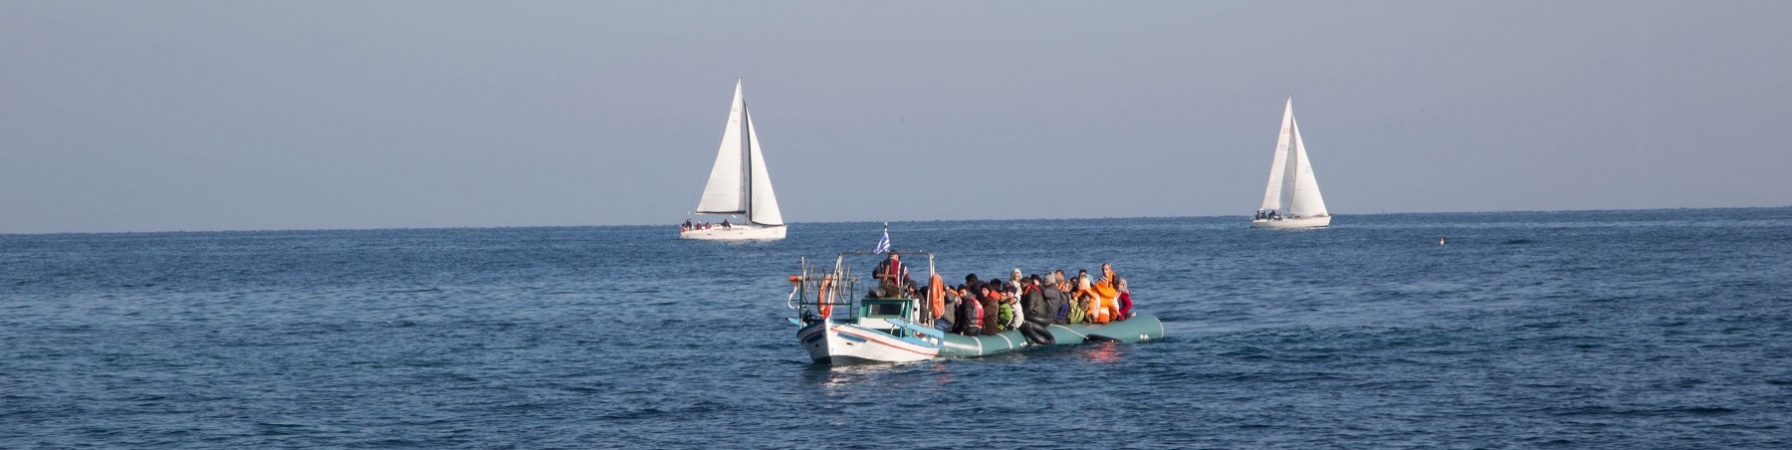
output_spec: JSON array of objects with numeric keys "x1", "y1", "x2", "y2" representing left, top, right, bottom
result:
[
  {"x1": 745, "y1": 107, "x2": 783, "y2": 225},
  {"x1": 694, "y1": 81, "x2": 748, "y2": 215},
  {"x1": 1286, "y1": 116, "x2": 1328, "y2": 218},
  {"x1": 1259, "y1": 98, "x2": 1295, "y2": 212}
]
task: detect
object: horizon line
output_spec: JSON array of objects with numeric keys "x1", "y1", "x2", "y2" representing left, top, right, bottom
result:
[{"x1": 2, "y1": 205, "x2": 1787, "y2": 237}]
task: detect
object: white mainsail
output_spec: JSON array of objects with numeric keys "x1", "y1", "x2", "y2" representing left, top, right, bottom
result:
[
  {"x1": 1259, "y1": 97, "x2": 1327, "y2": 218},
  {"x1": 693, "y1": 80, "x2": 783, "y2": 225}
]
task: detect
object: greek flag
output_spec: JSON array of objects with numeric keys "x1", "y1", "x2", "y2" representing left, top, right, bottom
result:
[{"x1": 873, "y1": 227, "x2": 891, "y2": 254}]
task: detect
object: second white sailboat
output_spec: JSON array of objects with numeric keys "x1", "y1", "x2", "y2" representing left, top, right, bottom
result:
[
  {"x1": 1252, "y1": 97, "x2": 1331, "y2": 229},
  {"x1": 681, "y1": 80, "x2": 786, "y2": 240}
]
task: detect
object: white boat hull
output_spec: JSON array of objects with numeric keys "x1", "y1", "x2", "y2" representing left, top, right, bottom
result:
[
  {"x1": 798, "y1": 321, "x2": 939, "y2": 364},
  {"x1": 680, "y1": 224, "x2": 786, "y2": 240},
  {"x1": 1251, "y1": 216, "x2": 1331, "y2": 229}
]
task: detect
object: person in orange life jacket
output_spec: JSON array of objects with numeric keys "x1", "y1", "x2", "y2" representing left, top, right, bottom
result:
[{"x1": 1091, "y1": 263, "x2": 1121, "y2": 324}]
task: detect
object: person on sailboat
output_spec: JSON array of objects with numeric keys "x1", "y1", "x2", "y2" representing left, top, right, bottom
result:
[{"x1": 720, "y1": 219, "x2": 731, "y2": 230}]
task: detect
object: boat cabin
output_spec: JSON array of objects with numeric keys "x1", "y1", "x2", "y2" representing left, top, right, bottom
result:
[{"x1": 788, "y1": 250, "x2": 938, "y2": 340}]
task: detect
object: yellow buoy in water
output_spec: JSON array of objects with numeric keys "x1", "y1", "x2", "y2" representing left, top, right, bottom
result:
[{"x1": 1439, "y1": 237, "x2": 1446, "y2": 246}]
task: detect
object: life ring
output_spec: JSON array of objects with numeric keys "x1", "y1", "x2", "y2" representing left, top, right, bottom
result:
[
  {"x1": 927, "y1": 274, "x2": 945, "y2": 319},
  {"x1": 817, "y1": 274, "x2": 835, "y2": 318}
]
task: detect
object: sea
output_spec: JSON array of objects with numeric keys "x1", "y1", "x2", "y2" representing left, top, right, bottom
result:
[{"x1": 3, "y1": 208, "x2": 1790, "y2": 449}]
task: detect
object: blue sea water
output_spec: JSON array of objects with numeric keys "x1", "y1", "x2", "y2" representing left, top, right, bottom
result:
[{"x1": 3, "y1": 208, "x2": 1791, "y2": 449}]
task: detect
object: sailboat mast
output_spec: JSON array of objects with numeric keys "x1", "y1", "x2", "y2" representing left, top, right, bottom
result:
[{"x1": 1284, "y1": 116, "x2": 1301, "y2": 214}]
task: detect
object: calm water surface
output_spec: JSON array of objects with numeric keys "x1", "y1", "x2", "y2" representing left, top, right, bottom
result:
[{"x1": 3, "y1": 209, "x2": 1790, "y2": 448}]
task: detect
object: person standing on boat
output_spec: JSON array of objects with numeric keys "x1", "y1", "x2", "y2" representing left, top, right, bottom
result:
[{"x1": 873, "y1": 253, "x2": 909, "y2": 297}]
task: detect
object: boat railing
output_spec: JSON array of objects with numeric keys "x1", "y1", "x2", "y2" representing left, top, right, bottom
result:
[
  {"x1": 788, "y1": 257, "x2": 857, "y2": 321},
  {"x1": 790, "y1": 251, "x2": 938, "y2": 323}
]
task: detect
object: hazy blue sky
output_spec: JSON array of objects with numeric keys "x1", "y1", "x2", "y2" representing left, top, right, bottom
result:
[{"x1": 3, "y1": 1, "x2": 1788, "y2": 233}]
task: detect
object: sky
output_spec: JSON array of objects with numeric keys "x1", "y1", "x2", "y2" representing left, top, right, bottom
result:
[{"x1": 2, "y1": 1, "x2": 1789, "y2": 233}]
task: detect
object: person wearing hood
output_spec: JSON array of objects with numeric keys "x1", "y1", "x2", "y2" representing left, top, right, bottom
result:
[{"x1": 978, "y1": 282, "x2": 1001, "y2": 336}]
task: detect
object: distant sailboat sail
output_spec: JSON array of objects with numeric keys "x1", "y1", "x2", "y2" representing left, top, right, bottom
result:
[
  {"x1": 1253, "y1": 97, "x2": 1330, "y2": 229},
  {"x1": 683, "y1": 80, "x2": 786, "y2": 240}
]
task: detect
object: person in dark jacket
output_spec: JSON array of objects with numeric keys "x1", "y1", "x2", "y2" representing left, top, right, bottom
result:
[
  {"x1": 1042, "y1": 273, "x2": 1070, "y2": 325},
  {"x1": 954, "y1": 285, "x2": 981, "y2": 335},
  {"x1": 1018, "y1": 275, "x2": 1056, "y2": 345}
]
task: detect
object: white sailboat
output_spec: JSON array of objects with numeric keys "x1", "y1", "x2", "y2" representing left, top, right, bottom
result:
[
  {"x1": 1251, "y1": 97, "x2": 1331, "y2": 229},
  {"x1": 680, "y1": 80, "x2": 786, "y2": 240}
]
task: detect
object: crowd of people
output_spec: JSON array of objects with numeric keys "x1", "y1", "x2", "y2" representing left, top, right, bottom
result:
[
  {"x1": 870, "y1": 254, "x2": 1135, "y2": 345},
  {"x1": 680, "y1": 218, "x2": 731, "y2": 232}
]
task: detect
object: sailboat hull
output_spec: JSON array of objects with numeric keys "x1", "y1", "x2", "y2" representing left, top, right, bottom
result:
[
  {"x1": 680, "y1": 224, "x2": 786, "y2": 240},
  {"x1": 1251, "y1": 216, "x2": 1331, "y2": 229}
]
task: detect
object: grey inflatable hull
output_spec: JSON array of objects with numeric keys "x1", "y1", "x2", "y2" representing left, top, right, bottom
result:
[{"x1": 937, "y1": 314, "x2": 1164, "y2": 358}]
